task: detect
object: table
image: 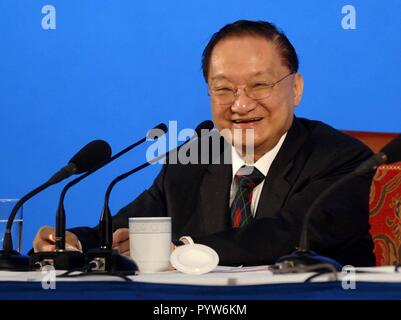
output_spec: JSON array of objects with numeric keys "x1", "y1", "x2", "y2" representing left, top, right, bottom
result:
[{"x1": 1, "y1": 266, "x2": 401, "y2": 300}]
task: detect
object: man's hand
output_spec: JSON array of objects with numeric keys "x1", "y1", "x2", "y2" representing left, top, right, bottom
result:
[
  {"x1": 33, "y1": 226, "x2": 82, "y2": 252},
  {"x1": 112, "y1": 228, "x2": 176, "y2": 270},
  {"x1": 34, "y1": 225, "x2": 178, "y2": 272},
  {"x1": 112, "y1": 228, "x2": 130, "y2": 256}
]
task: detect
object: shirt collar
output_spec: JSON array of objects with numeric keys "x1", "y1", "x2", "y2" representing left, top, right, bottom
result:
[{"x1": 231, "y1": 132, "x2": 287, "y2": 179}]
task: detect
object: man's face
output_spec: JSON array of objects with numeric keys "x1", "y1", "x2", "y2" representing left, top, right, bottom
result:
[{"x1": 207, "y1": 36, "x2": 304, "y2": 160}]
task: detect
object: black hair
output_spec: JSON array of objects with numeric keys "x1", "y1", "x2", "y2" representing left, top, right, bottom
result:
[{"x1": 202, "y1": 20, "x2": 299, "y2": 82}]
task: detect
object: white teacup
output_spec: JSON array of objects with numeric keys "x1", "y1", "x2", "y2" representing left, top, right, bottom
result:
[{"x1": 129, "y1": 217, "x2": 171, "y2": 273}]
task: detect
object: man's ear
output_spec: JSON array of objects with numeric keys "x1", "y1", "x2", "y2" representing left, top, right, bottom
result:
[{"x1": 292, "y1": 73, "x2": 304, "y2": 107}]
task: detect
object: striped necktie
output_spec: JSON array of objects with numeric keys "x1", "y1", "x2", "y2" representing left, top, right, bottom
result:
[{"x1": 230, "y1": 166, "x2": 265, "y2": 228}]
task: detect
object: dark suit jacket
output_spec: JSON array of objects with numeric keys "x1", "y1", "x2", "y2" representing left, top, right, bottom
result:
[{"x1": 70, "y1": 117, "x2": 376, "y2": 267}]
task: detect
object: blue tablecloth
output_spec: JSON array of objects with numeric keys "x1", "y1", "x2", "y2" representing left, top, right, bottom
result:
[{"x1": 2, "y1": 281, "x2": 401, "y2": 300}]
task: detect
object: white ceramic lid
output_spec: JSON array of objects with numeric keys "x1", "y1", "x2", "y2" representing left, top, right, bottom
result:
[{"x1": 170, "y1": 244, "x2": 219, "y2": 275}]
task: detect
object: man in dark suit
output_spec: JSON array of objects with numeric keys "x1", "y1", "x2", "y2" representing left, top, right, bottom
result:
[{"x1": 33, "y1": 20, "x2": 375, "y2": 267}]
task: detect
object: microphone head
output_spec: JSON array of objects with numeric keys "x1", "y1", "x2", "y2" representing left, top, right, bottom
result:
[
  {"x1": 69, "y1": 140, "x2": 112, "y2": 174},
  {"x1": 380, "y1": 134, "x2": 401, "y2": 164},
  {"x1": 147, "y1": 123, "x2": 168, "y2": 140},
  {"x1": 195, "y1": 120, "x2": 214, "y2": 136},
  {"x1": 153, "y1": 123, "x2": 168, "y2": 134}
]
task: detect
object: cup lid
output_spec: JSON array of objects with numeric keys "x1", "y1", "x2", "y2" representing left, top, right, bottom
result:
[{"x1": 170, "y1": 244, "x2": 219, "y2": 275}]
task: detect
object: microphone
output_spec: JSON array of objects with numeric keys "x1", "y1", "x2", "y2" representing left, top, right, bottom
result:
[
  {"x1": 274, "y1": 133, "x2": 401, "y2": 272},
  {"x1": 355, "y1": 134, "x2": 401, "y2": 173},
  {"x1": 87, "y1": 120, "x2": 214, "y2": 274},
  {"x1": 0, "y1": 139, "x2": 112, "y2": 271},
  {"x1": 48, "y1": 140, "x2": 112, "y2": 185},
  {"x1": 31, "y1": 123, "x2": 168, "y2": 271}
]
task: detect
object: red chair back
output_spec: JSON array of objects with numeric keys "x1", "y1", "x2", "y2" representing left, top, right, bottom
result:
[{"x1": 344, "y1": 130, "x2": 401, "y2": 265}]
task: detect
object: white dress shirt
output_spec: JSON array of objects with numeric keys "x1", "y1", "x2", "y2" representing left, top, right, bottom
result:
[{"x1": 230, "y1": 132, "x2": 287, "y2": 216}]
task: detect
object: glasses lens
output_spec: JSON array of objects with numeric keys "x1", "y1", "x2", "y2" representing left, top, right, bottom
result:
[
  {"x1": 210, "y1": 90, "x2": 234, "y2": 104},
  {"x1": 248, "y1": 85, "x2": 273, "y2": 100}
]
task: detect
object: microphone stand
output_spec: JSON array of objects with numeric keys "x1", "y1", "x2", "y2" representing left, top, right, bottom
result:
[
  {"x1": 87, "y1": 120, "x2": 214, "y2": 274},
  {"x1": 85, "y1": 163, "x2": 153, "y2": 275},
  {"x1": 0, "y1": 163, "x2": 84, "y2": 270},
  {"x1": 31, "y1": 124, "x2": 167, "y2": 271},
  {"x1": 86, "y1": 148, "x2": 169, "y2": 274},
  {"x1": 0, "y1": 167, "x2": 85, "y2": 270},
  {"x1": 274, "y1": 171, "x2": 363, "y2": 272},
  {"x1": 275, "y1": 133, "x2": 401, "y2": 272},
  {"x1": 0, "y1": 183, "x2": 53, "y2": 270},
  {"x1": 0, "y1": 140, "x2": 112, "y2": 271}
]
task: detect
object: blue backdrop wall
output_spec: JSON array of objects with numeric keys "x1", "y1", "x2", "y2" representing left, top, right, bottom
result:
[{"x1": 0, "y1": 0, "x2": 400, "y2": 253}]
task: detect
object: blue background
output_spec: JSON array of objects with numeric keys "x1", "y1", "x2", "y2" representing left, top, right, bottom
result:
[{"x1": 0, "y1": 0, "x2": 400, "y2": 253}]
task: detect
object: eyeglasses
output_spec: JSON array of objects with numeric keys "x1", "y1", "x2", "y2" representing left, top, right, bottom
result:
[{"x1": 208, "y1": 72, "x2": 294, "y2": 105}]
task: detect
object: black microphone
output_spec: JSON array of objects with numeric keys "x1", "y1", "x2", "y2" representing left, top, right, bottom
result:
[
  {"x1": 355, "y1": 133, "x2": 401, "y2": 174},
  {"x1": 87, "y1": 120, "x2": 214, "y2": 274},
  {"x1": 31, "y1": 123, "x2": 167, "y2": 271},
  {"x1": 48, "y1": 140, "x2": 112, "y2": 185},
  {"x1": 0, "y1": 139, "x2": 111, "y2": 271},
  {"x1": 100, "y1": 120, "x2": 213, "y2": 248},
  {"x1": 274, "y1": 133, "x2": 401, "y2": 272},
  {"x1": 55, "y1": 123, "x2": 168, "y2": 251}
]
